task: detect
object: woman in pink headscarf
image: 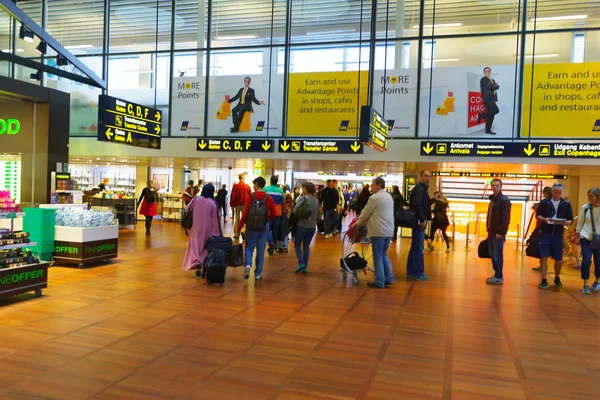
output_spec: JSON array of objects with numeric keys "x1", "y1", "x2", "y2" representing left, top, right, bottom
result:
[{"x1": 182, "y1": 183, "x2": 221, "y2": 271}]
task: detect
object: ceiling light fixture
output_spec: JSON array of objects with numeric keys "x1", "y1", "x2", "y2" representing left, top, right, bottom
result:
[
  {"x1": 306, "y1": 29, "x2": 356, "y2": 35},
  {"x1": 525, "y1": 53, "x2": 559, "y2": 58},
  {"x1": 532, "y1": 15, "x2": 587, "y2": 22},
  {"x1": 64, "y1": 44, "x2": 94, "y2": 50},
  {"x1": 30, "y1": 72, "x2": 41, "y2": 81},
  {"x1": 213, "y1": 35, "x2": 258, "y2": 40},
  {"x1": 57, "y1": 54, "x2": 69, "y2": 66},
  {"x1": 423, "y1": 58, "x2": 461, "y2": 62},
  {"x1": 413, "y1": 22, "x2": 462, "y2": 28},
  {"x1": 36, "y1": 40, "x2": 47, "y2": 55},
  {"x1": 2, "y1": 48, "x2": 25, "y2": 53},
  {"x1": 19, "y1": 25, "x2": 34, "y2": 43}
]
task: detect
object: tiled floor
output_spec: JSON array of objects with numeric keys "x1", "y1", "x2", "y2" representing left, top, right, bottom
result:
[{"x1": 0, "y1": 220, "x2": 599, "y2": 399}]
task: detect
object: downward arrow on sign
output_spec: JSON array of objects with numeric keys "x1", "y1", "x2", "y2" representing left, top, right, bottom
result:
[
  {"x1": 351, "y1": 141, "x2": 361, "y2": 153},
  {"x1": 198, "y1": 140, "x2": 207, "y2": 150},
  {"x1": 422, "y1": 142, "x2": 433, "y2": 154},
  {"x1": 524, "y1": 143, "x2": 536, "y2": 156},
  {"x1": 280, "y1": 141, "x2": 290, "y2": 152}
]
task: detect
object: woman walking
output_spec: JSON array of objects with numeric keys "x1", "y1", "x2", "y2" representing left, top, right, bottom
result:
[
  {"x1": 293, "y1": 182, "x2": 319, "y2": 273},
  {"x1": 575, "y1": 187, "x2": 600, "y2": 295},
  {"x1": 356, "y1": 184, "x2": 371, "y2": 216},
  {"x1": 181, "y1": 184, "x2": 221, "y2": 272},
  {"x1": 391, "y1": 185, "x2": 406, "y2": 241},
  {"x1": 426, "y1": 191, "x2": 451, "y2": 252},
  {"x1": 138, "y1": 180, "x2": 158, "y2": 235}
]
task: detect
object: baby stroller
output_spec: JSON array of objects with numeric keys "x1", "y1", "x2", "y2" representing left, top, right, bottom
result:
[{"x1": 340, "y1": 217, "x2": 372, "y2": 285}]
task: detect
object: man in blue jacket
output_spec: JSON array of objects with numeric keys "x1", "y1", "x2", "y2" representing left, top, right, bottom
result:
[{"x1": 536, "y1": 183, "x2": 573, "y2": 289}]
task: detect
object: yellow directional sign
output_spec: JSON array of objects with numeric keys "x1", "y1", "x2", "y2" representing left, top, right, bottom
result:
[
  {"x1": 422, "y1": 142, "x2": 433, "y2": 154},
  {"x1": 262, "y1": 140, "x2": 271, "y2": 151},
  {"x1": 196, "y1": 139, "x2": 274, "y2": 153},
  {"x1": 524, "y1": 143, "x2": 536, "y2": 156},
  {"x1": 98, "y1": 95, "x2": 162, "y2": 149},
  {"x1": 351, "y1": 141, "x2": 362, "y2": 153},
  {"x1": 280, "y1": 141, "x2": 291, "y2": 152},
  {"x1": 278, "y1": 140, "x2": 364, "y2": 154}
]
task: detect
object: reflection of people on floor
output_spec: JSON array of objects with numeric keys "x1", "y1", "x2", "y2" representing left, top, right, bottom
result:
[
  {"x1": 478, "y1": 66, "x2": 499, "y2": 135},
  {"x1": 228, "y1": 77, "x2": 265, "y2": 133}
]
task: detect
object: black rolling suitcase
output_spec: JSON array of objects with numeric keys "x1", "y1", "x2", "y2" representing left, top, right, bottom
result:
[{"x1": 204, "y1": 248, "x2": 227, "y2": 285}]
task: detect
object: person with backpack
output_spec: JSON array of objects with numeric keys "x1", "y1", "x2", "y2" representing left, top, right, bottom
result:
[
  {"x1": 425, "y1": 191, "x2": 451, "y2": 253},
  {"x1": 293, "y1": 182, "x2": 319, "y2": 273},
  {"x1": 264, "y1": 176, "x2": 285, "y2": 254},
  {"x1": 181, "y1": 184, "x2": 221, "y2": 272},
  {"x1": 138, "y1": 180, "x2": 158, "y2": 235},
  {"x1": 216, "y1": 184, "x2": 228, "y2": 224},
  {"x1": 237, "y1": 177, "x2": 277, "y2": 281}
]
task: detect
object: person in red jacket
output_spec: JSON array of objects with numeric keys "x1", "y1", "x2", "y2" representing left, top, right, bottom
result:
[
  {"x1": 230, "y1": 174, "x2": 252, "y2": 240},
  {"x1": 237, "y1": 176, "x2": 277, "y2": 281}
]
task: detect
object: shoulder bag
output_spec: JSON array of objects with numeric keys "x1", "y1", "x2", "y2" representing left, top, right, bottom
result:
[
  {"x1": 181, "y1": 197, "x2": 195, "y2": 230},
  {"x1": 294, "y1": 196, "x2": 312, "y2": 219},
  {"x1": 588, "y1": 207, "x2": 600, "y2": 251}
]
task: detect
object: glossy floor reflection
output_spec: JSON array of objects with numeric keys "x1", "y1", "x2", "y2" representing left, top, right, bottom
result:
[{"x1": 0, "y1": 220, "x2": 599, "y2": 399}]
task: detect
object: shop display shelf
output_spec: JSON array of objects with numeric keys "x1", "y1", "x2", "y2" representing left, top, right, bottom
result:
[{"x1": 0, "y1": 242, "x2": 38, "y2": 251}]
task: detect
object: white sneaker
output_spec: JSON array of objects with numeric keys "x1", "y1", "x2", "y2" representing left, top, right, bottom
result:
[
  {"x1": 244, "y1": 265, "x2": 251, "y2": 280},
  {"x1": 255, "y1": 275, "x2": 262, "y2": 281}
]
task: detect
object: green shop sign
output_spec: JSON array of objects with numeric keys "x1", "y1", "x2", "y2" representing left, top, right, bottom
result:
[
  {"x1": 0, "y1": 269, "x2": 44, "y2": 285},
  {"x1": 0, "y1": 119, "x2": 20, "y2": 135},
  {"x1": 54, "y1": 244, "x2": 116, "y2": 254}
]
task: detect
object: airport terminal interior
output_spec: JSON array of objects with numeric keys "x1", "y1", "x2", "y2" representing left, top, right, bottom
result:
[{"x1": 1, "y1": 0, "x2": 600, "y2": 399}]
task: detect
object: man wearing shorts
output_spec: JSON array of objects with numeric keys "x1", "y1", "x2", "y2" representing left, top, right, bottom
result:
[{"x1": 536, "y1": 183, "x2": 573, "y2": 289}]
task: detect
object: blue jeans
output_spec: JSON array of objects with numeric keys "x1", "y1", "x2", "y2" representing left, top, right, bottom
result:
[
  {"x1": 294, "y1": 226, "x2": 315, "y2": 266},
  {"x1": 324, "y1": 209, "x2": 336, "y2": 235},
  {"x1": 406, "y1": 225, "x2": 425, "y2": 277},
  {"x1": 268, "y1": 216, "x2": 282, "y2": 248},
  {"x1": 245, "y1": 224, "x2": 269, "y2": 276},
  {"x1": 371, "y1": 237, "x2": 394, "y2": 287},
  {"x1": 488, "y1": 235, "x2": 505, "y2": 279},
  {"x1": 580, "y1": 239, "x2": 600, "y2": 281}
]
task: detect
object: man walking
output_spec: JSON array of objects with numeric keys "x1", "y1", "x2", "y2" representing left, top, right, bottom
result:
[
  {"x1": 486, "y1": 179, "x2": 511, "y2": 285},
  {"x1": 321, "y1": 180, "x2": 339, "y2": 239},
  {"x1": 356, "y1": 177, "x2": 395, "y2": 289},
  {"x1": 406, "y1": 170, "x2": 433, "y2": 281},
  {"x1": 536, "y1": 183, "x2": 573, "y2": 289},
  {"x1": 264, "y1": 176, "x2": 285, "y2": 255},
  {"x1": 230, "y1": 174, "x2": 252, "y2": 240}
]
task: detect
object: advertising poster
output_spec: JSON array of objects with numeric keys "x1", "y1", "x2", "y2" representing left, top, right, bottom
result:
[
  {"x1": 207, "y1": 74, "x2": 284, "y2": 137},
  {"x1": 170, "y1": 76, "x2": 206, "y2": 136},
  {"x1": 287, "y1": 71, "x2": 368, "y2": 137},
  {"x1": 522, "y1": 62, "x2": 600, "y2": 138},
  {"x1": 371, "y1": 69, "x2": 418, "y2": 138},
  {"x1": 419, "y1": 65, "x2": 517, "y2": 138},
  {"x1": 448, "y1": 199, "x2": 523, "y2": 238}
]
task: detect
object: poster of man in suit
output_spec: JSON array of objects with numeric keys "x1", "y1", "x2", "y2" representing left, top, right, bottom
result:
[{"x1": 228, "y1": 77, "x2": 265, "y2": 133}]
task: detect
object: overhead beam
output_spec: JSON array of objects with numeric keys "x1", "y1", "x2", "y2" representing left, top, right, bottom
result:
[{"x1": 0, "y1": 0, "x2": 107, "y2": 89}]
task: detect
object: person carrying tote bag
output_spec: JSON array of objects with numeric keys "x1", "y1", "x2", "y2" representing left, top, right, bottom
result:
[{"x1": 575, "y1": 187, "x2": 600, "y2": 294}]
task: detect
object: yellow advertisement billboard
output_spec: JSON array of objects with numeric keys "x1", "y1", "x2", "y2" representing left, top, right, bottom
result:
[
  {"x1": 522, "y1": 62, "x2": 600, "y2": 138},
  {"x1": 287, "y1": 71, "x2": 368, "y2": 137}
]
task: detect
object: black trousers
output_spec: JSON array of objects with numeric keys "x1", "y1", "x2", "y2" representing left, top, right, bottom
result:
[
  {"x1": 145, "y1": 216, "x2": 153, "y2": 230},
  {"x1": 218, "y1": 202, "x2": 227, "y2": 218},
  {"x1": 232, "y1": 103, "x2": 251, "y2": 129},
  {"x1": 430, "y1": 220, "x2": 450, "y2": 248},
  {"x1": 482, "y1": 101, "x2": 499, "y2": 133}
]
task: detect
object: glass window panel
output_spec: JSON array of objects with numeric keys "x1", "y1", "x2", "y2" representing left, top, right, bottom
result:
[
  {"x1": 527, "y1": 0, "x2": 600, "y2": 31},
  {"x1": 287, "y1": 43, "x2": 370, "y2": 137},
  {"x1": 418, "y1": 35, "x2": 520, "y2": 139},
  {"x1": 376, "y1": 0, "x2": 421, "y2": 39},
  {"x1": 423, "y1": 0, "x2": 522, "y2": 35},
  {"x1": 522, "y1": 31, "x2": 600, "y2": 139},
  {"x1": 205, "y1": 47, "x2": 283, "y2": 137},
  {"x1": 18, "y1": 0, "x2": 42, "y2": 26},
  {"x1": 210, "y1": 0, "x2": 286, "y2": 48},
  {"x1": 290, "y1": 0, "x2": 371, "y2": 44},
  {"x1": 175, "y1": 0, "x2": 208, "y2": 50},
  {"x1": 373, "y1": 40, "x2": 418, "y2": 137},
  {"x1": 110, "y1": 0, "x2": 172, "y2": 53},
  {"x1": 48, "y1": 0, "x2": 104, "y2": 55}
]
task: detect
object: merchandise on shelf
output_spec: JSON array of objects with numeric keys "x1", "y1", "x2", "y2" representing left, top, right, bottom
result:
[
  {"x1": 0, "y1": 160, "x2": 21, "y2": 204},
  {"x1": 55, "y1": 207, "x2": 116, "y2": 228},
  {"x1": 0, "y1": 229, "x2": 30, "y2": 246},
  {"x1": 0, "y1": 190, "x2": 19, "y2": 213},
  {"x1": 0, "y1": 249, "x2": 39, "y2": 269}
]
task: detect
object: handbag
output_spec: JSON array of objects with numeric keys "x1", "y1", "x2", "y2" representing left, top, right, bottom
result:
[
  {"x1": 206, "y1": 236, "x2": 233, "y2": 253},
  {"x1": 340, "y1": 252, "x2": 368, "y2": 270},
  {"x1": 395, "y1": 208, "x2": 417, "y2": 228},
  {"x1": 525, "y1": 230, "x2": 541, "y2": 259},
  {"x1": 294, "y1": 196, "x2": 312, "y2": 219},
  {"x1": 478, "y1": 239, "x2": 491, "y2": 259},
  {"x1": 181, "y1": 198, "x2": 195, "y2": 230},
  {"x1": 588, "y1": 207, "x2": 600, "y2": 251},
  {"x1": 226, "y1": 244, "x2": 244, "y2": 267}
]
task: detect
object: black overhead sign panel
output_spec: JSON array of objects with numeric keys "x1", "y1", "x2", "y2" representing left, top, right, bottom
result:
[
  {"x1": 279, "y1": 140, "x2": 363, "y2": 154},
  {"x1": 421, "y1": 141, "x2": 600, "y2": 159},
  {"x1": 97, "y1": 95, "x2": 162, "y2": 149},
  {"x1": 197, "y1": 139, "x2": 274, "y2": 153},
  {"x1": 359, "y1": 105, "x2": 389, "y2": 152}
]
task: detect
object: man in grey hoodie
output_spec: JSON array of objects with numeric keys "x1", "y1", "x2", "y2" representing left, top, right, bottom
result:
[{"x1": 356, "y1": 177, "x2": 395, "y2": 289}]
